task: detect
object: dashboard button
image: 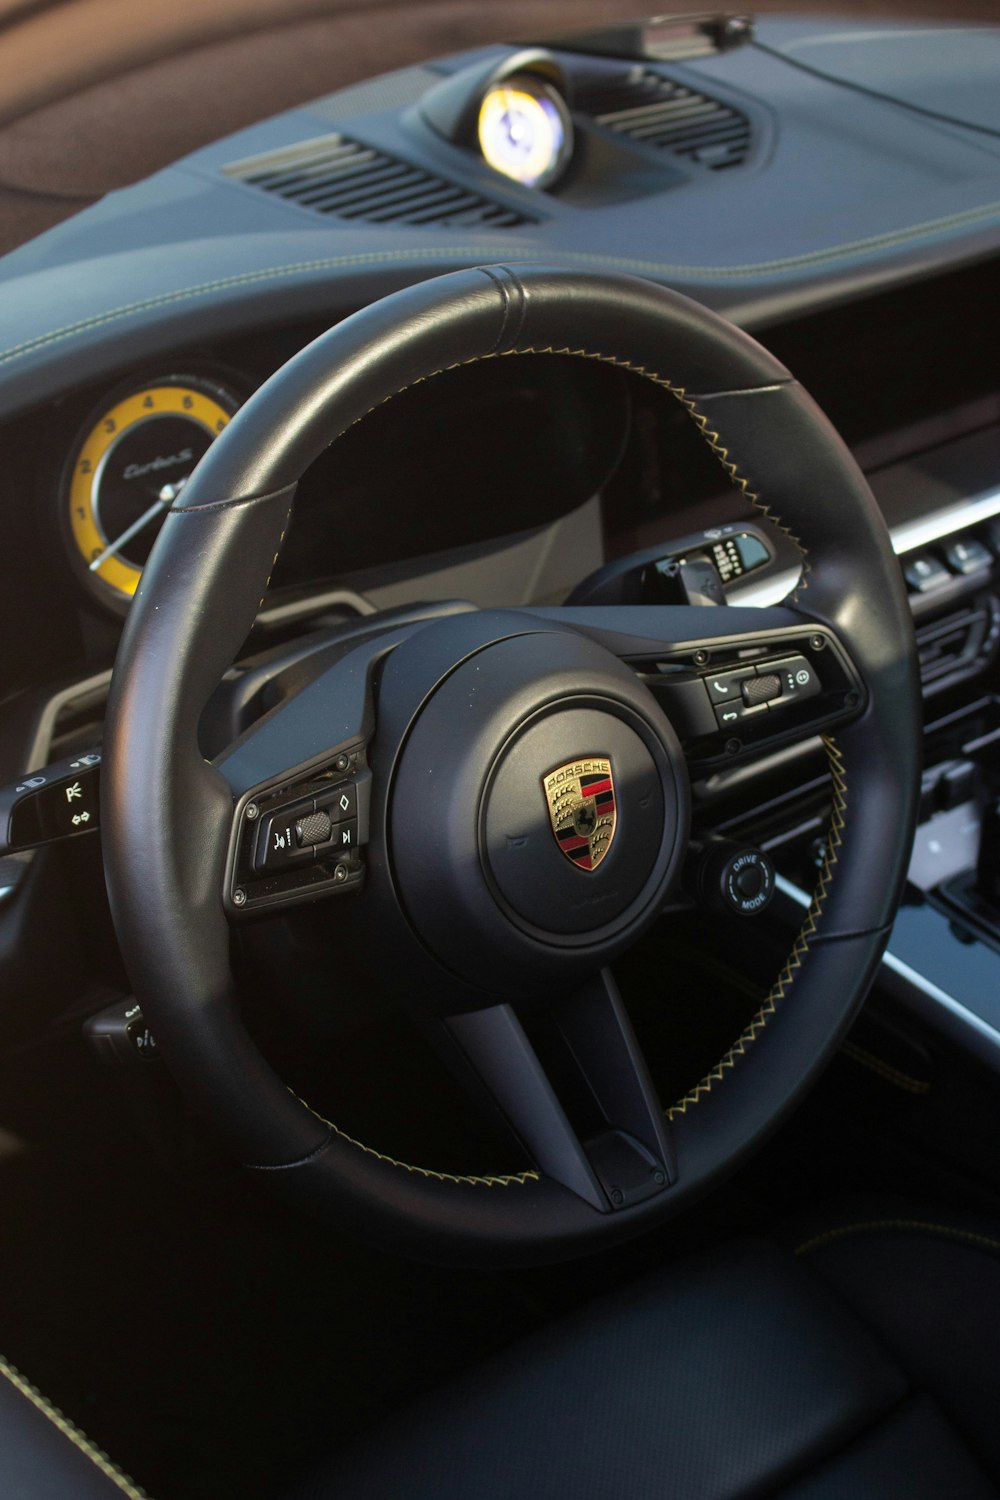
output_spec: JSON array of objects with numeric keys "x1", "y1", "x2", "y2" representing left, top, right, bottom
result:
[
  {"x1": 324, "y1": 818, "x2": 358, "y2": 854},
  {"x1": 705, "y1": 668, "x2": 754, "y2": 704},
  {"x1": 714, "y1": 699, "x2": 767, "y2": 730},
  {"x1": 315, "y1": 782, "x2": 357, "y2": 823},
  {"x1": 904, "y1": 554, "x2": 950, "y2": 592},
  {"x1": 944, "y1": 537, "x2": 991, "y2": 576},
  {"x1": 769, "y1": 656, "x2": 821, "y2": 703}
]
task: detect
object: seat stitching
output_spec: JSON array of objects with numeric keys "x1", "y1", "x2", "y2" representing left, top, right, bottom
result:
[
  {"x1": 839, "y1": 1039, "x2": 931, "y2": 1095},
  {"x1": 795, "y1": 1219, "x2": 1000, "y2": 1258},
  {"x1": 667, "y1": 734, "x2": 847, "y2": 1118},
  {"x1": 0, "y1": 1356, "x2": 151, "y2": 1499}
]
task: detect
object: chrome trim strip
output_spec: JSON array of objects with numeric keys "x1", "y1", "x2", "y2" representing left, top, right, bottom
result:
[
  {"x1": 774, "y1": 875, "x2": 1000, "y2": 1069},
  {"x1": 890, "y1": 483, "x2": 1000, "y2": 558},
  {"x1": 730, "y1": 482, "x2": 1000, "y2": 609}
]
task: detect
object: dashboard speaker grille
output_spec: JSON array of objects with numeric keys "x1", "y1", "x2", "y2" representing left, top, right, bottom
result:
[
  {"x1": 580, "y1": 68, "x2": 752, "y2": 171},
  {"x1": 223, "y1": 133, "x2": 535, "y2": 228}
]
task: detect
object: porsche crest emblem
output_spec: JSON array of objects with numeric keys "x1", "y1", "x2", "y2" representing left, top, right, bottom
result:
[{"x1": 542, "y1": 757, "x2": 617, "y2": 872}]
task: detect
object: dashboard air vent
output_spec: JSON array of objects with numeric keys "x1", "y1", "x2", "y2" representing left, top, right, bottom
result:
[
  {"x1": 915, "y1": 595, "x2": 1000, "y2": 691},
  {"x1": 224, "y1": 133, "x2": 535, "y2": 228},
  {"x1": 580, "y1": 69, "x2": 752, "y2": 171}
]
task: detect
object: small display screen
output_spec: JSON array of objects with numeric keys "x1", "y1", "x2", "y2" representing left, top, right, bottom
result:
[{"x1": 477, "y1": 78, "x2": 570, "y2": 189}]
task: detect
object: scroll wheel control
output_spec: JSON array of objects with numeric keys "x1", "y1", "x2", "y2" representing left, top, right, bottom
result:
[
  {"x1": 742, "y1": 673, "x2": 782, "y2": 706},
  {"x1": 296, "y1": 811, "x2": 332, "y2": 847}
]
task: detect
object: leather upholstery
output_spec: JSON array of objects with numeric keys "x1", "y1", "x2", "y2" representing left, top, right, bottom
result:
[
  {"x1": 0, "y1": 1356, "x2": 146, "y2": 1499},
  {"x1": 102, "y1": 264, "x2": 920, "y2": 1260},
  {"x1": 4, "y1": 1220, "x2": 1000, "y2": 1498},
  {"x1": 297, "y1": 1230, "x2": 1000, "y2": 1500}
]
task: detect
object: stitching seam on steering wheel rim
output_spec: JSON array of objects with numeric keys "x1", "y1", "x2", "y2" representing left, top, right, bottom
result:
[
  {"x1": 0, "y1": 1356, "x2": 150, "y2": 1499},
  {"x1": 286, "y1": 1092, "x2": 540, "y2": 1187},
  {"x1": 321, "y1": 345, "x2": 810, "y2": 602},
  {"x1": 276, "y1": 344, "x2": 828, "y2": 1181},
  {"x1": 666, "y1": 734, "x2": 847, "y2": 1119}
]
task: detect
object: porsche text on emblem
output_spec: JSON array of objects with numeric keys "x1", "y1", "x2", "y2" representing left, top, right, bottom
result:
[{"x1": 542, "y1": 757, "x2": 617, "y2": 872}]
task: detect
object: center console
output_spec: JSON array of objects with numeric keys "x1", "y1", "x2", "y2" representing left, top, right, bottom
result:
[{"x1": 716, "y1": 421, "x2": 1000, "y2": 1076}]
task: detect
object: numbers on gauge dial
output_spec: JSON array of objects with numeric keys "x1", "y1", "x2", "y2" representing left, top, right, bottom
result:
[{"x1": 66, "y1": 377, "x2": 240, "y2": 605}]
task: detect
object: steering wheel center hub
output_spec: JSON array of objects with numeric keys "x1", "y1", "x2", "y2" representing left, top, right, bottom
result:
[
  {"x1": 387, "y1": 627, "x2": 689, "y2": 996},
  {"x1": 482, "y1": 706, "x2": 666, "y2": 936}
]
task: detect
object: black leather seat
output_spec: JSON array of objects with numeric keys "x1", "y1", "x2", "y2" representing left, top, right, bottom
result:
[
  {"x1": 299, "y1": 1216, "x2": 1000, "y2": 1500},
  {"x1": 5, "y1": 1215, "x2": 1000, "y2": 1498}
]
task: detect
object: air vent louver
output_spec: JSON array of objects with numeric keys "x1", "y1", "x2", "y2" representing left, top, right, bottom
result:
[
  {"x1": 224, "y1": 133, "x2": 534, "y2": 228},
  {"x1": 915, "y1": 596, "x2": 1000, "y2": 689},
  {"x1": 581, "y1": 69, "x2": 752, "y2": 171}
]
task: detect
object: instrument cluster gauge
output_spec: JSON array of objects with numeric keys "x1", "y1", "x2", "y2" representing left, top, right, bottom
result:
[
  {"x1": 62, "y1": 374, "x2": 241, "y2": 611},
  {"x1": 477, "y1": 72, "x2": 573, "y2": 190}
]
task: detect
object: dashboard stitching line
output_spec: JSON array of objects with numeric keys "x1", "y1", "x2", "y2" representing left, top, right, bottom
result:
[
  {"x1": 666, "y1": 733, "x2": 846, "y2": 1119},
  {"x1": 4, "y1": 190, "x2": 1000, "y2": 373},
  {"x1": 0, "y1": 1356, "x2": 151, "y2": 1499}
]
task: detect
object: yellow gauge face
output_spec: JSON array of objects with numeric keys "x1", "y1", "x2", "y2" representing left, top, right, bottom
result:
[
  {"x1": 66, "y1": 379, "x2": 238, "y2": 605},
  {"x1": 477, "y1": 76, "x2": 572, "y2": 189}
]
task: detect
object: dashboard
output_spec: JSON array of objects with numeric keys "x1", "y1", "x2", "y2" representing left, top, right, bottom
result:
[{"x1": 2, "y1": 12, "x2": 1000, "y2": 1088}]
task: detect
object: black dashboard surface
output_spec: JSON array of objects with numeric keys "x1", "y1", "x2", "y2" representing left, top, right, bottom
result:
[{"x1": 0, "y1": 12, "x2": 999, "y2": 715}]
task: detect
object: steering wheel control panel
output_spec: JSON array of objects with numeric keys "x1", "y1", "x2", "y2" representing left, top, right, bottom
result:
[
  {"x1": 644, "y1": 625, "x2": 863, "y2": 768},
  {"x1": 225, "y1": 748, "x2": 370, "y2": 917}
]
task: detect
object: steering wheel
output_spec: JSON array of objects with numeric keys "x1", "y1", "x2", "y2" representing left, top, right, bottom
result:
[{"x1": 102, "y1": 265, "x2": 919, "y2": 1264}]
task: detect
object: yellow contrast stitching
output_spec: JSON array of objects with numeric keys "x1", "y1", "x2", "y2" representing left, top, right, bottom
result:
[
  {"x1": 344, "y1": 343, "x2": 809, "y2": 597},
  {"x1": 287, "y1": 341, "x2": 816, "y2": 1177},
  {"x1": 290, "y1": 1093, "x2": 538, "y2": 1188},
  {"x1": 0, "y1": 1356, "x2": 150, "y2": 1499},
  {"x1": 796, "y1": 1219, "x2": 1000, "y2": 1259},
  {"x1": 839, "y1": 1039, "x2": 930, "y2": 1095},
  {"x1": 258, "y1": 501, "x2": 293, "y2": 609},
  {"x1": 666, "y1": 735, "x2": 847, "y2": 1119}
]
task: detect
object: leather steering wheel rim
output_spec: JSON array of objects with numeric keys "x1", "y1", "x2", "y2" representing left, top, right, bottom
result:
[{"x1": 102, "y1": 265, "x2": 920, "y2": 1264}]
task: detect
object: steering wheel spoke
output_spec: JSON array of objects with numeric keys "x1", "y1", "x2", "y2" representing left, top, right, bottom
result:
[
  {"x1": 212, "y1": 632, "x2": 397, "y2": 918},
  {"x1": 101, "y1": 264, "x2": 920, "y2": 1261},
  {"x1": 535, "y1": 603, "x2": 867, "y2": 770},
  {"x1": 443, "y1": 970, "x2": 673, "y2": 1212}
]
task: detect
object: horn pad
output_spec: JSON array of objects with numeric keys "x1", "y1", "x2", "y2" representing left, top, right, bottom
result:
[{"x1": 388, "y1": 628, "x2": 689, "y2": 995}]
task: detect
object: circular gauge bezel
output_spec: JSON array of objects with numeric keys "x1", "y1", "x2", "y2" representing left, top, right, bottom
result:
[
  {"x1": 477, "y1": 72, "x2": 574, "y2": 191},
  {"x1": 60, "y1": 372, "x2": 242, "y2": 615}
]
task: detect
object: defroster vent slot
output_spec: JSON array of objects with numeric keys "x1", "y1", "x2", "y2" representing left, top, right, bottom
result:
[{"x1": 223, "y1": 133, "x2": 536, "y2": 229}]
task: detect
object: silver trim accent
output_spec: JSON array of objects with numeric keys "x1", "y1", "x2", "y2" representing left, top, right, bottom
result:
[
  {"x1": 730, "y1": 482, "x2": 1000, "y2": 609},
  {"x1": 774, "y1": 875, "x2": 1000, "y2": 1071},
  {"x1": 25, "y1": 669, "x2": 112, "y2": 773}
]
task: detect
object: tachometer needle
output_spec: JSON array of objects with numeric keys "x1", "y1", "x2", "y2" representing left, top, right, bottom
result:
[{"x1": 88, "y1": 478, "x2": 187, "y2": 572}]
